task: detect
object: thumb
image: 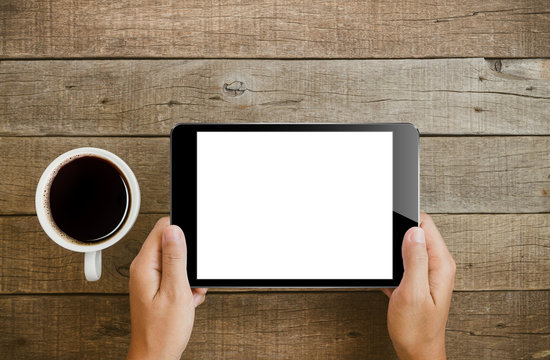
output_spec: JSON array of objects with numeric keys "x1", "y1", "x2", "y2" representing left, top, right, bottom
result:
[
  {"x1": 400, "y1": 227, "x2": 429, "y2": 295},
  {"x1": 160, "y1": 225, "x2": 190, "y2": 296}
]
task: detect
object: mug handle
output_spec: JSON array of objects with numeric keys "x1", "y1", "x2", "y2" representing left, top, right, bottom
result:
[{"x1": 85, "y1": 251, "x2": 102, "y2": 281}]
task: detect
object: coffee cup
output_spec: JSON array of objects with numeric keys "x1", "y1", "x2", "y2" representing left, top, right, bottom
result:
[{"x1": 35, "y1": 147, "x2": 140, "y2": 281}]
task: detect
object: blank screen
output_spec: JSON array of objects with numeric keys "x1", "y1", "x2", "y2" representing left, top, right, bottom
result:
[{"x1": 197, "y1": 131, "x2": 393, "y2": 279}]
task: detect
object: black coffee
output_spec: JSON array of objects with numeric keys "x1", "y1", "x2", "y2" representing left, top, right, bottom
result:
[{"x1": 49, "y1": 156, "x2": 129, "y2": 242}]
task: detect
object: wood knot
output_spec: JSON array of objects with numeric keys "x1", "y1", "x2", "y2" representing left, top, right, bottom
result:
[
  {"x1": 223, "y1": 81, "x2": 246, "y2": 97},
  {"x1": 115, "y1": 264, "x2": 130, "y2": 278},
  {"x1": 98, "y1": 323, "x2": 130, "y2": 338},
  {"x1": 166, "y1": 100, "x2": 183, "y2": 107},
  {"x1": 494, "y1": 60, "x2": 502, "y2": 73}
]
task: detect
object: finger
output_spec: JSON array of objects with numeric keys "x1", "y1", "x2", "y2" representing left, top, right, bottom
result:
[
  {"x1": 192, "y1": 288, "x2": 208, "y2": 307},
  {"x1": 192, "y1": 288, "x2": 208, "y2": 296},
  {"x1": 130, "y1": 217, "x2": 170, "y2": 298},
  {"x1": 400, "y1": 227, "x2": 430, "y2": 297},
  {"x1": 420, "y1": 213, "x2": 452, "y2": 263},
  {"x1": 193, "y1": 293, "x2": 206, "y2": 307},
  {"x1": 138, "y1": 217, "x2": 171, "y2": 262},
  {"x1": 420, "y1": 213, "x2": 456, "y2": 305},
  {"x1": 160, "y1": 225, "x2": 191, "y2": 297},
  {"x1": 380, "y1": 288, "x2": 394, "y2": 298}
]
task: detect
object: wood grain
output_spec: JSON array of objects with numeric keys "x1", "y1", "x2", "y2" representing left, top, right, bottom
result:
[
  {"x1": 1, "y1": 2, "x2": 547, "y2": 360},
  {"x1": 420, "y1": 136, "x2": 550, "y2": 213},
  {"x1": 1, "y1": 1, "x2": 549, "y2": 58},
  {"x1": 0, "y1": 291, "x2": 548, "y2": 360},
  {"x1": 1, "y1": 136, "x2": 549, "y2": 215},
  {"x1": 0, "y1": 137, "x2": 169, "y2": 214},
  {"x1": 445, "y1": 291, "x2": 550, "y2": 360},
  {"x1": 1, "y1": 214, "x2": 548, "y2": 294},
  {"x1": 1, "y1": 59, "x2": 550, "y2": 136}
]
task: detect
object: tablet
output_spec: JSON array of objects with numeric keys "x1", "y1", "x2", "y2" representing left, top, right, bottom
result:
[{"x1": 171, "y1": 123, "x2": 418, "y2": 288}]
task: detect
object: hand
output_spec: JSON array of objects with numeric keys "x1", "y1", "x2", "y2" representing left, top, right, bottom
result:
[
  {"x1": 126, "y1": 217, "x2": 208, "y2": 360},
  {"x1": 382, "y1": 213, "x2": 456, "y2": 360}
]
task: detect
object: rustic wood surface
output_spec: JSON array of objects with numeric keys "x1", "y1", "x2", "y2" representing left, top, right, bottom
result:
[
  {"x1": 1, "y1": 59, "x2": 550, "y2": 136},
  {"x1": 1, "y1": 214, "x2": 549, "y2": 294},
  {"x1": 1, "y1": 1, "x2": 550, "y2": 58},
  {"x1": 1, "y1": 136, "x2": 549, "y2": 214},
  {"x1": 1, "y1": 0, "x2": 549, "y2": 359},
  {"x1": 0, "y1": 291, "x2": 548, "y2": 360}
]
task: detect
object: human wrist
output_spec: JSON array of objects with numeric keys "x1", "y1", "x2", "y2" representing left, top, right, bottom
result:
[
  {"x1": 126, "y1": 347, "x2": 153, "y2": 360},
  {"x1": 126, "y1": 342, "x2": 154, "y2": 360},
  {"x1": 394, "y1": 337, "x2": 446, "y2": 360},
  {"x1": 126, "y1": 341, "x2": 182, "y2": 360}
]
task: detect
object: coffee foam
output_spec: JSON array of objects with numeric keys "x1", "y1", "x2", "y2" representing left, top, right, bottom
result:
[{"x1": 42, "y1": 153, "x2": 131, "y2": 246}]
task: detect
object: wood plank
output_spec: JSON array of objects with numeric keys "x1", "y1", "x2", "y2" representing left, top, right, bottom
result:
[
  {"x1": 445, "y1": 291, "x2": 550, "y2": 360},
  {"x1": 1, "y1": 59, "x2": 550, "y2": 136},
  {"x1": 1, "y1": 214, "x2": 548, "y2": 293},
  {"x1": 0, "y1": 291, "x2": 548, "y2": 359},
  {"x1": 436, "y1": 215, "x2": 550, "y2": 292},
  {"x1": 0, "y1": 137, "x2": 169, "y2": 214},
  {"x1": 1, "y1": 1, "x2": 549, "y2": 58},
  {"x1": 420, "y1": 136, "x2": 550, "y2": 213},
  {"x1": 1, "y1": 136, "x2": 549, "y2": 215}
]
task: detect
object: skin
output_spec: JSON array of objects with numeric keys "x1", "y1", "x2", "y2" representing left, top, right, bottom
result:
[
  {"x1": 126, "y1": 217, "x2": 207, "y2": 360},
  {"x1": 127, "y1": 213, "x2": 454, "y2": 360},
  {"x1": 382, "y1": 213, "x2": 456, "y2": 360}
]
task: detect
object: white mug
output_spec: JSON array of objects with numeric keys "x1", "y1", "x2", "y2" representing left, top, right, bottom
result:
[{"x1": 35, "y1": 147, "x2": 140, "y2": 281}]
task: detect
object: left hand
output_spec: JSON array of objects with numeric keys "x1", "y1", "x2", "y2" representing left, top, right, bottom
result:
[{"x1": 126, "y1": 217, "x2": 207, "y2": 360}]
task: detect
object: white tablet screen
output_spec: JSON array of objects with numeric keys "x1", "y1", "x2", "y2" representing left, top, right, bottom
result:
[{"x1": 197, "y1": 131, "x2": 393, "y2": 279}]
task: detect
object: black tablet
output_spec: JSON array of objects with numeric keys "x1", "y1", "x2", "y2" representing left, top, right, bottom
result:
[{"x1": 171, "y1": 123, "x2": 418, "y2": 288}]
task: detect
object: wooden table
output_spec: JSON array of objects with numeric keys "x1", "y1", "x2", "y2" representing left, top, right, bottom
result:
[{"x1": 1, "y1": 1, "x2": 549, "y2": 359}]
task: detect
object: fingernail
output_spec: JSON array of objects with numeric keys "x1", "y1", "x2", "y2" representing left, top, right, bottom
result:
[
  {"x1": 193, "y1": 294, "x2": 205, "y2": 307},
  {"x1": 412, "y1": 228, "x2": 425, "y2": 244},
  {"x1": 164, "y1": 227, "x2": 182, "y2": 244}
]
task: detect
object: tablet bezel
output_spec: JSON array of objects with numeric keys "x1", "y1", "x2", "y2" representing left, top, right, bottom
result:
[{"x1": 171, "y1": 123, "x2": 419, "y2": 288}]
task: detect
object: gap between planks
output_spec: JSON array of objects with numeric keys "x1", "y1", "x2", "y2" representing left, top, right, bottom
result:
[{"x1": 0, "y1": 289, "x2": 548, "y2": 297}]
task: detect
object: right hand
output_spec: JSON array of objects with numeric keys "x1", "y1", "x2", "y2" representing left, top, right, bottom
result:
[{"x1": 381, "y1": 213, "x2": 456, "y2": 360}]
